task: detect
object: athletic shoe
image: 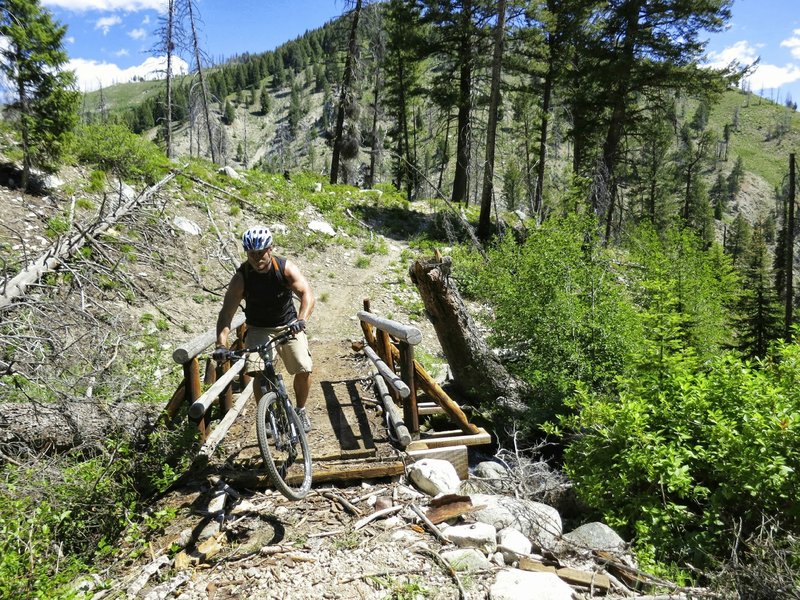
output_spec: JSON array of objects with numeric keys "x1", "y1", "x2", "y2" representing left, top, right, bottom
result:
[{"x1": 296, "y1": 407, "x2": 312, "y2": 433}]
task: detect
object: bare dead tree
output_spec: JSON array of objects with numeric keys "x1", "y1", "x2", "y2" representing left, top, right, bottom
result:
[
  {"x1": 184, "y1": 0, "x2": 217, "y2": 163},
  {"x1": 330, "y1": 0, "x2": 363, "y2": 184}
]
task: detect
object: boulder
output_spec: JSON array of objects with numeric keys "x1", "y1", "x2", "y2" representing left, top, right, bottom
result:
[
  {"x1": 561, "y1": 522, "x2": 626, "y2": 554},
  {"x1": 218, "y1": 166, "x2": 241, "y2": 179},
  {"x1": 172, "y1": 216, "x2": 202, "y2": 236},
  {"x1": 308, "y1": 220, "x2": 336, "y2": 237},
  {"x1": 489, "y1": 570, "x2": 574, "y2": 600},
  {"x1": 406, "y1": 458, "x2": 460, "y2": 496},
  {"x1": 470, "y1": 494, "x2": 562, "y2": 551},
  {"x1": 440, "y1": 549, "x2": 492, "y2": 572},
  {"x1": 441, "y1": 522, "x2": 497, "y2": 554},
  {"x1": 496, "y1": 527, "x2": 532, "y2": 562}
]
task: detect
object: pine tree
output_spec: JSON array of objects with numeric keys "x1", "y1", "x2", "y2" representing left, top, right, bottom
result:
[
  {"x1": 224, "y1": 99, "x2": 235, "y2": 125},
  {"x1": 737, "y1": 229, "x2": 782, "y2": 359},
  {"x1": 0, "y1": 0, "x2": 79, "y2": 190}
]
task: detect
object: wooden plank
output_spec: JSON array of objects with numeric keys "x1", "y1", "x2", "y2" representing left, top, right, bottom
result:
[
  {"x1": 415, "y1": 427, "x2": 491, "y2": 449},
  {"x1": 313, "y1": 448, "x2": 377, "y2": 461},
  {"x1": 417, "y1": 402, "x2": 443, "y2": 415},
  {"x1": 363, "y1": 344, "x2": 410, "y2": 398},
  {"x1": 219, "y1": 460, "x2": 405, "y2": 488},
  {"x1": 192, "y1": 380, "x2": 254, "y2": 469},
  {"x1": 518, "y1": 557, "x2": 611, "y2": 592},
  {"x1": 407, "y1": 445, "x2": 469, "y2": 479}
]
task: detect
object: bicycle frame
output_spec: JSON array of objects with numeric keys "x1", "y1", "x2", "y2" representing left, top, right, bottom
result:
[{"x1": 217, "y1": 328, "x2": 312, "y2": 499}]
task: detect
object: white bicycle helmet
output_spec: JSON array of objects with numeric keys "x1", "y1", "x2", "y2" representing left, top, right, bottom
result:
[{"x1": 242, "y1": 225, "x2": 273, "y2": 251}]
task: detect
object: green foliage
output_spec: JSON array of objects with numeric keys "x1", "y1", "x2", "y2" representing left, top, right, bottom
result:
[
  {"x1": 623, "y1": 224, "x2": 740, "y2": 363},
  {"x1": 0, "y1": 0, "x2": 79, "y2": 185},
  {"x1": 557, "y1": 342, "x2": 800, "y2": 568},
  {"x1": 0, "y1": 487, "x2": 88, "y2": 599},
  {"x1": 454, "y1": 215, "x2": 642, "y2": 423},
  {"x1": 45, "y1": 214, "x2": 69, "y2": 238},
  {"x1": 72, "y1": 123, "x2": 169, "y2": 184}
]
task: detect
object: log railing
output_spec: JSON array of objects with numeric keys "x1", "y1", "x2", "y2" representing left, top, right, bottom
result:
[
  {"x1": 359, "y1": 299, "x2": 480, "y2": 447},
  {"x1": 168, "y1": 313, "x2": 246, "y2": 441}
]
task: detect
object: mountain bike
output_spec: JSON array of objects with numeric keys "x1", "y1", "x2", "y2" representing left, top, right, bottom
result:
[{"x1": 214, "y1": 328, "x2": 312, "y2": 500}]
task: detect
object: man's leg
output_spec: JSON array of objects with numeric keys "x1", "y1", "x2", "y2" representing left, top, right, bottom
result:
[
  {"x1": 293, "y1": 371, "x2": 311, "y2": 409},
  {"x1": 253, "y1": 372, "x2": 264, "y2": 402}
]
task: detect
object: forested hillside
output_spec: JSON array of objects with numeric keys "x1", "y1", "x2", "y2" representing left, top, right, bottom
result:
[{"x1": 1, "y1": 0, "x2": 800, "y2": 598}]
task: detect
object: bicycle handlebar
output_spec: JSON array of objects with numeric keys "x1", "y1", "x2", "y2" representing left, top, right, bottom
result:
[{"x1": 213, "y1": 328, "x2": 295, "y2": 362}]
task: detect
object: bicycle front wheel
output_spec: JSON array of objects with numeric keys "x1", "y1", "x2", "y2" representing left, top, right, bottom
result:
[{"x1": 256, "y1": 392, "x2": 312, "y2": 500}]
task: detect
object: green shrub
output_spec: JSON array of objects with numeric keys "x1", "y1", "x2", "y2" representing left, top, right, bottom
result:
[
  {"x1": 556, "y1": 342, "x2": 800, "y2": 569},
  {"x1": 45, "y1": 214, "x2": 69, "y2": 238},
  {"x1": 72, "y1": 123, "x2": 169, "y2": 184},
  {"x1": 0, "y1": 489, "x2": 89, "y2": 599},
  {"x1": 453, "y1": 215, "x2": 642, "y2": 424}
]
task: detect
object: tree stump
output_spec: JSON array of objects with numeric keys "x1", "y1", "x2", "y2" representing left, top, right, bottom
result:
[{"x1": 409, "y1": 256, "x2": 530, "y2": 412}]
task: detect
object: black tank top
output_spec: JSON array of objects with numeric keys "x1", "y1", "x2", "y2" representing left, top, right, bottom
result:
[{"x1": 238, "y1": 256, "x2": 297, "y2": 327}]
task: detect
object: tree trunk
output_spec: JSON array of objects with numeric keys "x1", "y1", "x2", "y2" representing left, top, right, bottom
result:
[
  {"x1": 187, "y1": 0, "x2": 216, "y2": 163},
  {"x1": 164, "y1": 0, "x2": 175, "y2": 159},
  {"x1": 0, "y1": 401, "x2": 162, "y2": 453},
  {"x1": 477, "y1": 0, "x2": 507, "y2": 241},
  {"x1": 409, "y1": 256, "x2": 530, "y2": 411},
  {"x1": 450, "y1": 0, "x2": 473, "y2": 204},
  {"x1": 330, "y1": 0, "x2": 362, "y2": 184}
]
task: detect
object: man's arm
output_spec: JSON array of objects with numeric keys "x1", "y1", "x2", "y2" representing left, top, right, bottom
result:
[
  {"x1": 216, "y1": 272, "x2": 245, "y2": 347},
  {"x1": 284, "y1": 260, "x2": 316, "y2": 323}
]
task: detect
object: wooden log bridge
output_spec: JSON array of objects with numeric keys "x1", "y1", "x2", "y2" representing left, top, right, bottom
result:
[
  {"x1": 359, "y1": 299, "x2": 490, "y2": 455},
  {"x1": 165, "y1": 300, "x2": 489, "y2": 490}
]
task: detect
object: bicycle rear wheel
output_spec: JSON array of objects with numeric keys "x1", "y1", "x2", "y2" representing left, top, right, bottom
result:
[{"x1": 256, "y1": 391, "x2": 312, "y2": 500}]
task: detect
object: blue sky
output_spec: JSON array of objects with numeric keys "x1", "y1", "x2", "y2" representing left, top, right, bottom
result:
[
  {"x1": 43, "y1": 0, "x2": 345, "y2": 91},
  {"x1": 39, "y1": 0, "x2": 800, "y2": 105}
]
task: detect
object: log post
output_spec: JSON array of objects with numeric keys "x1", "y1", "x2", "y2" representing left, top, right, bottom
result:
[
  {"x1": 164, "y1": 380, "x2": 186, "y2": 426},
  {"x1": 234, "y1": 322, "x2": 250, "y2": 388},
  {"x1": 387, "y1": 343, "x2": 479, "y2": 435},
  {"x1": 184, "y1": 358, "x2": 206, "y2": 441},
  {"x1": 399, "y1": 341, "x2": 418, "y2": 433}
]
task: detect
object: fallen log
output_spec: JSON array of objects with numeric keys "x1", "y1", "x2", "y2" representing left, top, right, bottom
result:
[
  {"x1": 409, "y1": 256, "x2": 531, "y2": 411},
  {"x1": 0, "y1": 400, "x2": 161, "y2": 452},
  {"x1": 0, "y1": 169, "x2": 181, "y2": 310}
]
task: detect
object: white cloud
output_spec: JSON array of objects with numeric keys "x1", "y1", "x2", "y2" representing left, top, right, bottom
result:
[
  {"x1": 142, "y1": 15, "x2": 151, "y2": 25},
  {"x1": 68, "y1": 55, "x2": 189, "y2": 92},
  {"x1": 65, "y1": 36, "x2": 75, "y2": 44},
  {"x1": 43, "y1": 0, "x2": 166, "y2": 12},
  {"x1": 706, "y1": 40, "x2": 800, "y2": 93},
  {"x1": 706, "y1": 40, "x2": 760, "y2": 68},
  {"x1": 95, "y1": 15, "x2": 121, "y2": 35},
  {"x1": 128, "y1": 28, "x2": 146, "y2": 40},
  {"x1": 781, "y1": 29, "x2": 800, "y2": 60},
  {"x1": 114, "y1": 48, "x2": 129, "y2": 57}
]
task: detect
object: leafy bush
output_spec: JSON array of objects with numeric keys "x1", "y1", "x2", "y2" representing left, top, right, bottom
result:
[
  {"x1": 556, "y1": 342, "x2": 800, "y2": 569},
  {"x1": 71, "y1": 123, "x2": 169, "y2": 184},
  {"x1": 453, "y1": 215, "x2": 642, "y2": 423},
  {"x1": 0, "y1": 489, "x2": 88, "y2": 599}
]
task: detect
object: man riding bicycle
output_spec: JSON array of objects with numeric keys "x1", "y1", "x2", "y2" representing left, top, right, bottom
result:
[{"x1": 215, "y1": 225, "x2": 316, "y2": 432}]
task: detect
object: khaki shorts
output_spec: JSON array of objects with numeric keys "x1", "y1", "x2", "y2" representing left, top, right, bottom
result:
[{"x1": 244, "y1": 325, "x2": 313, "y2": 375}]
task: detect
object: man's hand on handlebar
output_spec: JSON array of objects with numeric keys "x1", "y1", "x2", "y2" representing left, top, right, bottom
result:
[
  {"x1": 288, "y1": 319, "x2": 306, "y2": 334},
  {"x1": 212, "y1": 347, "x2": 228, "y2": 361}
]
